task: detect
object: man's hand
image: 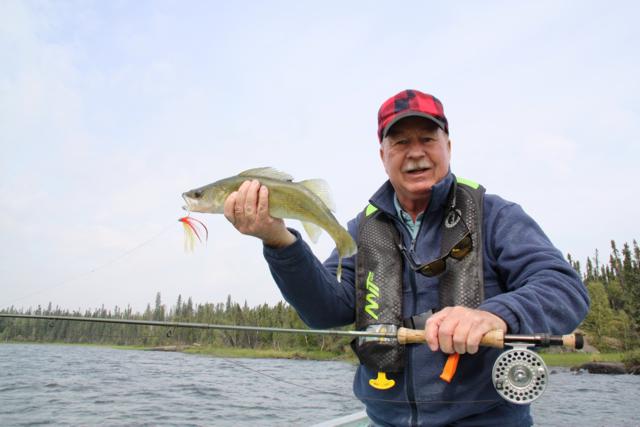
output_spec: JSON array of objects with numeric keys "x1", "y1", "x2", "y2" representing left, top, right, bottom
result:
[
  {"x1": 425, "y1": 306, "x2": 507, "y2": 354},
  {"x1": 223, "y1": 180, "x2": 296, "y2": 248}
]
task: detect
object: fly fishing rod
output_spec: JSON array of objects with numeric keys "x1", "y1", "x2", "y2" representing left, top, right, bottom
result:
[
  {"x1": 0, "y1": 313, "x2": 582, "y2": 348},
  {"x1": 0, "y1": 313, "x2": 583, "y2": 404}
]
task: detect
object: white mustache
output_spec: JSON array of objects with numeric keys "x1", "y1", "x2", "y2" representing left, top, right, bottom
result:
[{"x1": 403, "y1": 161, "x2": 431, "y2": 173}]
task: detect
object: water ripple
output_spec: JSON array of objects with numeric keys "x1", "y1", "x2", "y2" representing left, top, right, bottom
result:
[{"x1": 1, "y1": 344, "x2": 639, "y2": 425}]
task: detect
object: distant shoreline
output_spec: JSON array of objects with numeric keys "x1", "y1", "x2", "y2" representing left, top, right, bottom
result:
[
  {"x1": 1, "y1": 340, "x2": 626, "y2": 368},
  {"x1": 0, "y1": 340, "x2": 354, "y2": 362}
]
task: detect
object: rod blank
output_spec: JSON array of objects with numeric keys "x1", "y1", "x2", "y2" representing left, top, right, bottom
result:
[{"x1": 0, "y1": 314, "x2": 583, "y2": 349}]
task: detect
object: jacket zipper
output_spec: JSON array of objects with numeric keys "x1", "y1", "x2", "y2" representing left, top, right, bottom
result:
[
  {"x1": 387, "y1": 201, "x2": 430, "y2": 426},
  {"x1": 407, "y1": 208, "x2": 430, "y2": 427},
  {"x1": 395, "y1": 216, "x2": 422, "y2": 427},
  {"x1": 406, "y1": 268, "x2": 419, "y2": 427}
]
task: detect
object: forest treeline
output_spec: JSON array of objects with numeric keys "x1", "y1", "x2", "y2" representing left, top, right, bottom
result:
[
  {"x1": 569, "y1": 240, "x2": 640, "y2": 351},
  {"x1": 0, "y1": 294, "x2": 351, "y2": 353},
  {"x1": 1, "y1": 239, "x2": 639, "y2": 353}
]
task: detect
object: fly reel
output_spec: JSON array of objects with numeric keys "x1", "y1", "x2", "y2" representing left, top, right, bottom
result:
[{"x1": 492, "y1": 343, "x2": 548, "y2": 404}]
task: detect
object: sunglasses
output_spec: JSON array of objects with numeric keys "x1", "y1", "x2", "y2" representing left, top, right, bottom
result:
[{"x1": 398, "y1": 213, "x2": 473, "y2": 277}]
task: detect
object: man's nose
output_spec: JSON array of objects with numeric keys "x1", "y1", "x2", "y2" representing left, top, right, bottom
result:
[{"x1": 406, "y1": 140, "x2": 426, "y2": 157}]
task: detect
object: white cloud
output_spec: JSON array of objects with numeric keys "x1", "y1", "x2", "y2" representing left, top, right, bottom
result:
[{"x1": 1, "y1": 1, "x2": 638, "y2": 313}]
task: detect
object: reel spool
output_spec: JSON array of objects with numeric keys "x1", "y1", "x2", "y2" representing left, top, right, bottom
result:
[{"x1": 492, "y1": 343, "x2": 548, "y2": 404}]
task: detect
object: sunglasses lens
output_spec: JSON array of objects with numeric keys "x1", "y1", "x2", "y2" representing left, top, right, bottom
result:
[
  {"x1": 450, "y1": 235, "x2": 472, "y2": 260},
  {"x1": 402, "y1": 232, "x2": 472, "y2": 278},
  {"x1": 420, "y1": 259, "x2": 446, "y2": 277}
]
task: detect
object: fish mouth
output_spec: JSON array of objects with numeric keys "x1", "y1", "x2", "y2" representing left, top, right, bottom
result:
[{"x1": 182, "y1": 193, "x2": 193, "y2": 211}]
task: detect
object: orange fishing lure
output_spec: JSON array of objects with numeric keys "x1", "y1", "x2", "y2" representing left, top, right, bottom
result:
[{"x1": 179, "y1": 216, "x2": 208, "y2": 251}]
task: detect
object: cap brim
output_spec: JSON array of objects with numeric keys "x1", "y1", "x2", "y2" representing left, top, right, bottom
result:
[{"x1": 382, "y1": 111, "x2": 446, "y2": 139}]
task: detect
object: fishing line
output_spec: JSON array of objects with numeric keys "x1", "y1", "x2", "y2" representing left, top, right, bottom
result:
[
  {"x1": 219, "y1": 356, "x2": 354, "y2": 399},
  {"x1": 5, "y1": 222, "x2": 175, "y2": 307},
  {"x1": 217, "y1": 356, "x2": 500, "y2": 406},
  {"x1": 0, "y1": 314, "x2": 564, "y2": 406},
  {"x1": 0, "y1": 315, "x2": 500, "y2": 407}
]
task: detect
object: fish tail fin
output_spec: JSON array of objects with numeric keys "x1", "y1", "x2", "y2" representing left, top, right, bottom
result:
[
  {"x1": 302, "y1": 221, "x2": 322, "y2": 243},
  {"x1": 336, "y1": 229, "x2": 358, "y2": 259},
  {"x1": 299, "y1": 179, "x2": 336, "y2": 211},
  {"x1": 334, "y1": 228, "x2": 358, "y2": 282}
]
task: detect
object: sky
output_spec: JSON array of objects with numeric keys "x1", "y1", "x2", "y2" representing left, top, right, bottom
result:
[{"x1": 1, "y1": 0, "x2": 638, "y2": 314}]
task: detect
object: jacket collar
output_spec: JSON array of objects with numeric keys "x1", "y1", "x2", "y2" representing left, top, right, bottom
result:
[{"x1": 369, "y1": 171, "x2": 455, "y2": 218}]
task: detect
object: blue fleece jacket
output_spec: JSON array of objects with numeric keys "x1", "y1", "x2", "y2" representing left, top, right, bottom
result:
[{"x1": 263, "y1": 172, "x2": 589, "y2": 427}]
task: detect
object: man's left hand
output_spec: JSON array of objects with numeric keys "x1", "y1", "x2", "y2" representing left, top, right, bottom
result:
[{"x1": 425, "y1": 306, "x2": 507, "y2": 354}]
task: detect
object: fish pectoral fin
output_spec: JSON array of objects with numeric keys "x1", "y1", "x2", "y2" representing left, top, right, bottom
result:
[
  {"x1": 302, "y1": 221, "x2": 322, "y2": 243},
  {"x1": 238, "y1": 167, "x2": 293, "y2": 182},
  {"x1": 299, "y1": 179, "x2": 336, "y2": 212}
]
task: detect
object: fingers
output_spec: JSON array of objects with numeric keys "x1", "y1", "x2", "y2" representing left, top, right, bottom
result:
[
  {"x1": 466, "y1": 327, "x2": 485, "y2": 355},
  {"x1": 223, "y1": 189, "x2": 239, "y2": 225},
  {"x1": 243, "y1": 180, "x2": 261, "y2": 219},
  {"x1": 425, "y1": 307, "x2": 465, "y2": 354},
  {"x1": 256, "y1": 185, "x2": 270, "y2": 220},
  {"x1": 425, "y1": 307, "x2": 507, "y2": 355},
  {"x1": 451, "y1": 319, "x2": 471, "y2": 354},
  {"x1": 221, "y1": 180, "x2": 294, "y2": 247},
  {"x1": 425, "y1": 308, "x2": 447, "y2": 352},
  {"x1": 223, "y1": 180, "x2": 258, "y2": 229}
]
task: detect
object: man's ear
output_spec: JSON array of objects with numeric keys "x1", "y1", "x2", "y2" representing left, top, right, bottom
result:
[{"x1": 379, "y1": 144, "x2": 388, "y2": 174}]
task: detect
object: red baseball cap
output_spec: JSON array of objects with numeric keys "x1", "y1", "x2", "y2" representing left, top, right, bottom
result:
[{"x1": 377, "y1": 89, "x2": 448, "y2": 142}]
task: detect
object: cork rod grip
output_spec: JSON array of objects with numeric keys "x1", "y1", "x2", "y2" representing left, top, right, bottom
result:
[{"x1": 397, "y1": 327, "x2": 505, "y2": 347}]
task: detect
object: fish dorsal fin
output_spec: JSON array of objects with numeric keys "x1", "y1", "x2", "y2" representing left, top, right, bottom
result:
[
  {"x1": 299, "y1": 179, "x2": 336, "y2": 212},
  {"x1": 302, "y1": 221, "x2": 322, "y2": 244},
  {"x1": 238, "y1": 167, "x2": 293, "y2": 182}
]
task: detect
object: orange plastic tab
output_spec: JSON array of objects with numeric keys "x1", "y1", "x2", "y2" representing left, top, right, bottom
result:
[
  {"x1": 439, "y1": 353, "x2": 460, "y2": 383},
  {"x1": 369, "y1": 372, "x2": 395, "y2": 390}
]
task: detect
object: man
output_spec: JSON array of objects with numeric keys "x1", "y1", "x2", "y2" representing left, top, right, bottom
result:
[{"x1": 224, "y1": 89, "x2": 590, "y2": 426}]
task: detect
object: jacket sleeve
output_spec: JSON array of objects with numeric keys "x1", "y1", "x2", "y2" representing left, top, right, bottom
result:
[
  {"x1": 478, "y1": 200, "x2": 590, "y2": 335},
  {"x1": 262, "y1": 219, "x2": 359, "y2": 329}
]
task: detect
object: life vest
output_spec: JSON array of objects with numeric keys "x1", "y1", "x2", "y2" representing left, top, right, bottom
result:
[{"x1": 352, "y1": 176, "x2": 486, "y2": 372}]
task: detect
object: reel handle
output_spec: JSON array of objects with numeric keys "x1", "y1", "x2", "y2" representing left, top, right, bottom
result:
[{"x1": 397, "y1": 327, "x2": 583, "y2": 349}]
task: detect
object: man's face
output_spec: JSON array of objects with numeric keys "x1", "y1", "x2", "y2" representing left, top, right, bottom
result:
[{"x1": 380, "y1": 116, "x2": 451, "y2": 206}]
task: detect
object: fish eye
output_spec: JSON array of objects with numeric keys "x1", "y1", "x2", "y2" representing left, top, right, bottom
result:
[{"x1": 193, "y1": 191, "x2": 203, "y2": 199}]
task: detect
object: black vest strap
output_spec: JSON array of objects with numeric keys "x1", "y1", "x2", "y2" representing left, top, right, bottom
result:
[
  {"x1": 438, "y1": 179, "x2": 486, "y2": 309},
  {"x1": 352, "y1": 206, "x2": 405, "y2": 372}
]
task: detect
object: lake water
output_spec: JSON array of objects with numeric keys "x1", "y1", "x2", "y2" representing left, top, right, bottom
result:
[{"x1": 1, "y1": 344, "x2": 639, "y2": 426}]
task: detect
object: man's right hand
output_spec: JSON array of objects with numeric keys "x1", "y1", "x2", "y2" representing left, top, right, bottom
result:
[
  {"x1": 223, "y1": 179, "x2": 296, "y2": 249},
  {"x1": 425, "y1": 306, "x2": 507, "y2": 355}
]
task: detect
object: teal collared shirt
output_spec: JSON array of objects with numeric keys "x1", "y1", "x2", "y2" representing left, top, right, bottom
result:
[{"x1": 393, "y1": 195, "x2": 423, "y2": 240}]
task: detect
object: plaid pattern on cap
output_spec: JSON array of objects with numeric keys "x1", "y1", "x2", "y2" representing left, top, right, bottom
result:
[{"x1": 377, "y1": 89, "x2": 448, "y2": 142}]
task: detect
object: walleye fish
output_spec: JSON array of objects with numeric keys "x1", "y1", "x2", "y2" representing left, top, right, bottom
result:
[{"x1": 182, "y1": 167, "x2": 357, "y2": 280}]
